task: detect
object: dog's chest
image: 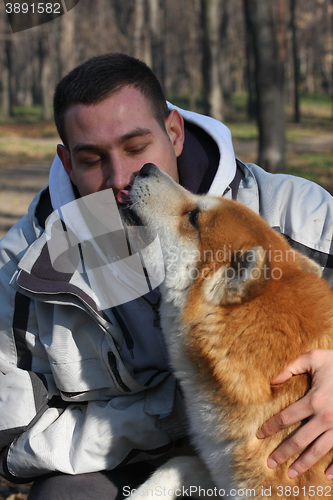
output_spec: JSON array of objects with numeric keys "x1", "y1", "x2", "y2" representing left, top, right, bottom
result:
[{"x1": 160, "y1": 296, "x2": 231, "y2": 441}]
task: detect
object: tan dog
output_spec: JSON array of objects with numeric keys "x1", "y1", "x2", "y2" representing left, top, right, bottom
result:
[{"x1": 123, "y1": 163, "x2": 333, "y2": 499}]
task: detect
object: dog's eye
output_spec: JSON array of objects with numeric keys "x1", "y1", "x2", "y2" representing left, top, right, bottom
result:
[{"x1": 188, "y1": 209, "x2": 200, "y2": 229}]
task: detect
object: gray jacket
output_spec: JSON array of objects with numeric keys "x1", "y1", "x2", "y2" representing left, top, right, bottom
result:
[{"x1": 0, "y1": 105, "x2": 332, "y2": 481}]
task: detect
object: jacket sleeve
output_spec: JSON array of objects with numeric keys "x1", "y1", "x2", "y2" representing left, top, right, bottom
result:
[
  {"x1": 0, "y1": 219, "x2": 51, "y2": 481},
  {"x1": 5, "y1": 383, "x2": 187, "y2": 480},
  {"x1": 0, "y1": 356, "x2": 50, "y2": 481},
  {"x1": 242, "y1": 162, "x2": 333, "y2": 285}
]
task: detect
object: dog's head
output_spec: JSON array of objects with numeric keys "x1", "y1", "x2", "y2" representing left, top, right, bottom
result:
[{"x1": 122, "y1": 164, "x2": 321, "y2": 306}]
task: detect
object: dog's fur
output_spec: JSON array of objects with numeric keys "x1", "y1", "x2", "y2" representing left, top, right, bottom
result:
[{"x1": 123, "y1": 164, "x2": 333, "y2": 499}]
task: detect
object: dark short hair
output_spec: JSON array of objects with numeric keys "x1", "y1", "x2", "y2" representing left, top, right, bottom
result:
[{"x1": 53, "y1": 53, "x2": 169, "y2": 147}]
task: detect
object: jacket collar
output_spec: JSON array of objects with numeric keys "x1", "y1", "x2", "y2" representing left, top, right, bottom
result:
[{"x1": 15, "y1": 230, "x2": 110, "y2": 319}]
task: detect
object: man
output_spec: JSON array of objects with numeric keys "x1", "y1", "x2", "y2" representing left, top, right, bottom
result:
[{"x1": 0, "y1": 53, "x2": 333, "y2": 499}]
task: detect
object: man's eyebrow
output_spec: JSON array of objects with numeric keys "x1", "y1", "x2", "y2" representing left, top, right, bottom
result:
[
  {"x1": 72, "y1": 144, "x2": 101, "y2": 154},
  {"x1": 119, "y1": 128, "x2": 152, "y2": 143},
  {"x1": 71, "y1": 128, "x2": 152, "y2": 154}
]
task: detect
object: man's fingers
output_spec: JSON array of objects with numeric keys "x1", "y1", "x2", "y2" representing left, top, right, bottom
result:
[
  {"x1": 265, "y1": 418, "x2": 323, "y2": 471},
  {"x1": 271, "y1": 351, "x2": 320, "y2": 385},
  {"x1": 257, "y1": 397, "x2": 311, "y2": 439},
  {"x1": 325, "y1": 461, "x2": 333, "y2": 480},
  {"x1": 286, "y1": 430, "x2": 333, "y2": 479},
  {"x1": 271, "y1": 367, "x2": 296, "y2": 385},
  {"x1": 257, "y1": 350, "x2": 333, "y2": 477}
]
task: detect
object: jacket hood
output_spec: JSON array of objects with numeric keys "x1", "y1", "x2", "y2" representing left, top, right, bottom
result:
[
  {"x1": 167, "y1": 102, "x2": 236, "y2": 196},
  {"x1": 49, "y1": 104, "x2": 237, "y2": 213}
]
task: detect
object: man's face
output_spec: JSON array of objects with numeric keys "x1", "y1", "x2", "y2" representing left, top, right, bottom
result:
[{"x1": 57, "y1": 85, "x2": 185, "y2": 206}]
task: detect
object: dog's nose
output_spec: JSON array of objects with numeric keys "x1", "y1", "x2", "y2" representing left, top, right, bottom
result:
[{"x1": 139, "y1": 163, "x2": 158, "y2": 177}]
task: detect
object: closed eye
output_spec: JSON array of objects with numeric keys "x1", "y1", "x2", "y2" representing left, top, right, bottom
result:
[
  {"x1": 188, "y1": 208, "x2": 200, "y2": 229},
  {"x1": 126, "y1": 143, "x2": 149, "y2": 155}
]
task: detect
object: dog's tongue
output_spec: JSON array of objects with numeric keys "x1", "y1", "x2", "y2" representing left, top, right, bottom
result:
[
  {"x1": 116, "y1": 174, "x2": 138, "y2": 206},
  {"x1": 116, "y1": 188, "x2": 132, "y2": 206}
]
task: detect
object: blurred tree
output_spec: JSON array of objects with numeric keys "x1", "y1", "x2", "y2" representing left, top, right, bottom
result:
[
  {"x1": 59, "y1": 6, "x2": 76, "y2": 77},
  {"x1": 0, "y1": 9, "x2": 13, "y2": 117},
  {"x1": 243, "y1": 0, "x2": 286, "y2": 172},
  {"x1": 290, "y1": 0, "x2": 300, "y2": 123},
  {"x1": 148, "y1": 0, "x2": 166, "y2": 90},
  {"x1": 219, "y1": 0, "x2": 233, "y2": 117},
  {"x1": 133, "y1": 0, "x2": 151, "y2": 62},
  {"x1": 39, "y1": 25, "x2": 53, "y2": 120},
  {"x1": 243, "y1": 0, "x2": 256, "y2": 120},
  {"x1": 201, "y1": 0, "x2": 224, "y2": 121},
  {"x1": 0, "y1": 37, "x2": 12, "y2": 117},
  {"x1": 183, "y1": 0, "x2": 201, "y2": 110}
]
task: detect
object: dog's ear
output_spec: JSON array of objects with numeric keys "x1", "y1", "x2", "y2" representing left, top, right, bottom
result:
[
  {"x1": 204, "y1": 246, "x2": 268, "y2": 305},
  {"x1": 289, "y1": 249, "x2": 322, "y2": 278}
]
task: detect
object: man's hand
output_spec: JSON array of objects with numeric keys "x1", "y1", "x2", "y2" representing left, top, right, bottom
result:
[{"x1": 256, "y1": 349, "x2": 333, "y2": 479}]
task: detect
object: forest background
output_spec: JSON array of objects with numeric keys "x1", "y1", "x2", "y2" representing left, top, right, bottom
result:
[{"x1": 0, "y1": 0, "x2": 332, "y2": 239}]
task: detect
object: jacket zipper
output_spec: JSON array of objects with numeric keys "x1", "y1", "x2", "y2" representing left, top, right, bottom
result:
[{"x1": 107, "y1": 351, "x2": 131, "y2": 393}]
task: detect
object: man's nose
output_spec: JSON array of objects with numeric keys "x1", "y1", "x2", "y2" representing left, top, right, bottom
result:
[{"x1": 105, "y1": 160, "x2": 130, "y2": 192}]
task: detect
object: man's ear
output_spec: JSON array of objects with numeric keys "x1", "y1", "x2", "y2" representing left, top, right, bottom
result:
[
  {"x1": 204, "y1": 246, "x2": 268, "y2": 305},
  {"x1": 165, "y1": 109, "x2": 185, "y2": 158},
  {"x1": 57, "y1": 144, "x2": 75, "y2": 182}
]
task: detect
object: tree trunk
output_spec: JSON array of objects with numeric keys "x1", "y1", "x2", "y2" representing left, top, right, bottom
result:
[
  {"x1": 39, "y1": 26, "x2": 52, "y2": 120},
  {"x1": 59, "y1": 6, "x2": 76, "y2": 78},
  {"x1": 148, "y1": 0, "x2": 166, "y2": 90},
  {"x1": 243, "y1": 0, "x2": 256, "y2": 120},
  {"x1": 243, "y1": 0, "x2": 286, "y2": 173},
  {"x1": 290, "y1": 0, "x2": 300, "y2": 123},
  {"x1": 219, "y1": 0, "x2": 233, "y2": 118},
  {"x1": 184, "y1": 0, "x2": 201, "y2": 111},
  {"x1": 201, "y1": 0, "x2": 224, "y2": 121},
  {"x1": 1, "y1": 39, "x2": 13, "y2": 117}
]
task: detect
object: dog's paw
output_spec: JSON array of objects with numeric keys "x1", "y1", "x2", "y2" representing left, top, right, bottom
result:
[{"x1": 124, "y1": 456, "x2": 217, "y2": 499}]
